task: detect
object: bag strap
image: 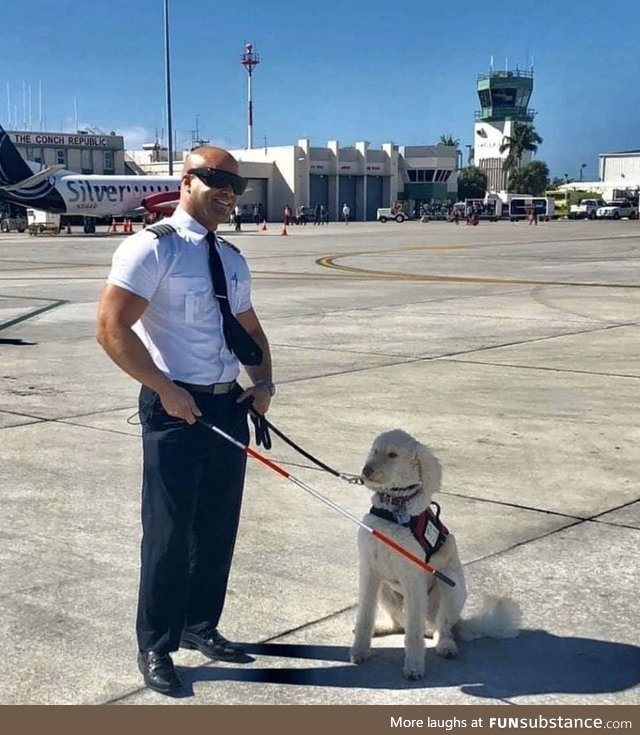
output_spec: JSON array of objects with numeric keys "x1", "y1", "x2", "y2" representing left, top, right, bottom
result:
[{"x1": 205, "y1": 232, "x2": 263, "y2": 366}]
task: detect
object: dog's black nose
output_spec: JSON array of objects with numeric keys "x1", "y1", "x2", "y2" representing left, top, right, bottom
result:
[{"x1": 362, "y1": 465, "x2": 373, "y2": 478}]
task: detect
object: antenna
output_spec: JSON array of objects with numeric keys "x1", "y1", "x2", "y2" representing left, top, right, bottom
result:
[
  {"x1": 240, "y1": 42, "x2": 260, "y2": 149},
  {"x1": 6, "y1": 82, "x2": 10, "y2": 126}
]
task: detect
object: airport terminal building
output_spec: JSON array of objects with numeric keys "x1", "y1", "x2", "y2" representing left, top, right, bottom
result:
[
  {"x1": 6, "y1": 128, "x2": 126, "y2": 175},
  {"x1": 130, "y1": 138, "x2": 460, "y2": 222}
]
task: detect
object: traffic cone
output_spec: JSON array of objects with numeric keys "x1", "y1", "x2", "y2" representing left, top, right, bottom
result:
[
  {"x1": 280, "y1": 223, "x2": 288, "y2": 236},
  {"x1": 260, "y1": 220, "x2": 268, "y2": 231},
  {"x1": 125, "y1": 219, "x2": 133, "y2": 233},
  {"x1": 109, "y1": 218, "x2": 118, "y2": 233}
]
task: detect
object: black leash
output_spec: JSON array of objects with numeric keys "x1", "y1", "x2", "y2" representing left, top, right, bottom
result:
[{"x1": 249, "y1": 407, "x2": 363, "y2": 485}]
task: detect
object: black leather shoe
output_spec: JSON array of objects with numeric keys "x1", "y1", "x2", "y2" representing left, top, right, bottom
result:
[
  {"x1": 180, "y1": 628, "x2": 246, "y2": 661},
  {"x1": 137, "y1": 650, "x2": 181, "y2": 693}
]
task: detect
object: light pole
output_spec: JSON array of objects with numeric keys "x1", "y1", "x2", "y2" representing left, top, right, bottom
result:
[
  {"x1": 579, "y1": 163, "x2": 587, "y2": 182},
  {"x1": 240, "y1": 43, "x2": 260, "y2": 150},
  {"x1": 163, "y1": 0, "x2": 174, "y2": 174}
]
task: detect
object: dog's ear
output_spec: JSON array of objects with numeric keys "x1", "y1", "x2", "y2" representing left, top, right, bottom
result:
[{"x1": 415, "y1": 442, "x2": 441, "y2": 494}]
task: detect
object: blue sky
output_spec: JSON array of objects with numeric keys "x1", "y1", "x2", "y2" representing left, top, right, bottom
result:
[{"x1": 2, "y1": 0, "x2": 638, "y2": 180}]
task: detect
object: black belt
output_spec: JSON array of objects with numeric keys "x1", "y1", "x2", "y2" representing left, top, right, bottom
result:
[{"x1": 174, "y1": 380, "x2": 236, "y2": 395}]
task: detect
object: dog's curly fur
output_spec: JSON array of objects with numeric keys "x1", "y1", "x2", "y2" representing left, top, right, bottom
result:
[{"x1": 350, "y1": 429, "x2": 521, "y2": 680}]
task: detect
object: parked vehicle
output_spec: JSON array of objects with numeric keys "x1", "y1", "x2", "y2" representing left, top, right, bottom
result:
[
  {"x1": 464, "y1": 198, "x2": 501, "y2": 221},
  {"x1": 508, "y1": 197, "x2": 555, "y2": 222},
  {"x1": 544, "y1": 189, "x2": 600, "y2": 219},
  {"x1": 0, "y1": 212, "x2": 27, "y2": 232},
  {"x1": 596, "y1": 200, "x2": 638, "y2": 220},
  {"x1": 569, "y1": 198, "x2": 606, "y2": 220},
  {"x1": 377, "y1": 207, "x2": 408, "y2": 223},
  {"x1": 27, "y1": 208, "x2": 61, "y2": 235}
]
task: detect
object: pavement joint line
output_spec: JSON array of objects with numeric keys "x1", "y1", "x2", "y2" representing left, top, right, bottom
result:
[
  {"x1": 461, "y1": 507, "x2": 640, "y2": 572},
  {"x1": 264, "y1": 286, "x2": 541, "y2": 322},
  {"x1": 442, "y1": 491, "x2": 637, "y2": 528},
  {"x1": 447, "y1": 358, "x2": 640, "y2": 381},
  {"x1": 0, "y1": 292, "x2": 69, "y2": 301},
  {"x1": 271, "y1": 317, "x2": 638, "y2": 364},
  {"x1": 0, "y1": 299, "x2": 67, "y2": 331}
]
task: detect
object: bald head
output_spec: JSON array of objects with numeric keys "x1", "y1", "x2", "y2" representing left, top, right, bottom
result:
[
  {"x1": 180, "y1": 146, "x2": 241, "y2": 230},
  {"x1": 182, "y1": 146, "x2": 239, "y2": 176}
]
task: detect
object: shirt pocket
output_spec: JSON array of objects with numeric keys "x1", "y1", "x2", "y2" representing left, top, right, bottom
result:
[{"x1": 168, "y1": 276, "x2": 210, "y2": 324}]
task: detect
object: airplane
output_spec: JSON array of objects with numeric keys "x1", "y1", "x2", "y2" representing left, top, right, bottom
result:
[{"x1": 0, "y1": 124, "x2": 180, "y2": 231}]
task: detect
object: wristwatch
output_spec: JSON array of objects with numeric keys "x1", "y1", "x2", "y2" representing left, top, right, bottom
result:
[{"x1": 255, "y1": 379, "x2": 276, "y2": 397}]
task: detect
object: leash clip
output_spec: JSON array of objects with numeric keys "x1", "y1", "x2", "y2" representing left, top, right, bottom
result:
[{"x1": 340, "y1": 472, "x2": 364, "y2": 485}]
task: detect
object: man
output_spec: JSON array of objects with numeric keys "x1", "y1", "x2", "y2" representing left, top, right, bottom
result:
[
  {"x1": 342, "y1": 202, "x2": 350, "y2": 225},
  {"x1": 96, "y1": 146, "x2": 274, "y2": 694}
]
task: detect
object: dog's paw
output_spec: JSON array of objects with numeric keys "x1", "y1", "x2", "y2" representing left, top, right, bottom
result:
[
  {"x1": 403, "y1": 660, "x2": 424, "y2": 680},
  {"x1": 350, "y1": 648, "x2": 371, "y2": 665},
  {"x1": 435, "y1": 636, "x2": 459, "y2": 658}
]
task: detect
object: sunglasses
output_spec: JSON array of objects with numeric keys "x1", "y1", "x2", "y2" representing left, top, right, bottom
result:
[{"x1": 187, "y1": 167, "x2": 248, "y2": 195}]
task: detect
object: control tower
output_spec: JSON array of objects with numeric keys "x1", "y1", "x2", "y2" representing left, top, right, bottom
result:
[{"x1": 473, "y1": 67, "x2": 535, "y2": 191}]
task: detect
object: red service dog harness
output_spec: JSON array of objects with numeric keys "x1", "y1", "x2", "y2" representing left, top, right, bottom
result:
[{"x1": 369, "y1": 498, "x2": 449, "y2": 563}]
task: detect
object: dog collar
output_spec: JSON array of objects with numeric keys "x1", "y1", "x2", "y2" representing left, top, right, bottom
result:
[{"x1": 375, "y1": 484, "x2": 421, "y2": 506}]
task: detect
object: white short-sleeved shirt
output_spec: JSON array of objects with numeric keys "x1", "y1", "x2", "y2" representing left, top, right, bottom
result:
[{"x1": 107, "y1": 206, "x2": 252, "y2": 384}]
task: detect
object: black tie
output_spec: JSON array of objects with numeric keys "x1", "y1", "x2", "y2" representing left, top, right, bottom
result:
[{"x1": 206, "y1": 233, "x2": 263, "y2": 366}]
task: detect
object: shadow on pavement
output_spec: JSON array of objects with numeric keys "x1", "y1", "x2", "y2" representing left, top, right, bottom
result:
[{"x1": 173, "y1": 630, "x2": 640, "y2": 699}]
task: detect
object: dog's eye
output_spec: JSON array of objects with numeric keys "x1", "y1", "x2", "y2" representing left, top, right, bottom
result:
[{"x1": 388, "y1": 452, "x2": 398, "y2": 458}]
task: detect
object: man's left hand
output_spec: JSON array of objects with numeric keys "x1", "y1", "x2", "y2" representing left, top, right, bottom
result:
[{"x1": 237, "y1": 384, "x2": 272, "y2": 414}]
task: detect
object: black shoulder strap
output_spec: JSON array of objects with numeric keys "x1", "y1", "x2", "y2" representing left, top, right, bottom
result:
[
  {"x1": 206, "y1": 232, "x2": 263, "y2": 366},
  {"x1": 145, "y1": 223, "x2": 177, "y2": 237}
]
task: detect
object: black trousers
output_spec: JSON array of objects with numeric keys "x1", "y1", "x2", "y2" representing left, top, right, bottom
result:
[{"x1": 136, "y1": 384, "x2": 250, "y2": 654}]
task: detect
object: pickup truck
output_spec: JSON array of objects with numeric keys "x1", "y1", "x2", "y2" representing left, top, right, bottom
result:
[
  {"x1": 595, "y1": 200, "x2": 638, "y2": 220},
  {"x1": 377, "y1": 207, "x2": 408, "y2": 223},
  {"x1": 569, "y1": 198, "x2": 606, "y2": 220}
]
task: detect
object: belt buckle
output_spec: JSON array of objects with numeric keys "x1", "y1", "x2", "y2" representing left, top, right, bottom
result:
[{"x1": 212, "y1": 382, "x2": 232, "y2": 395}]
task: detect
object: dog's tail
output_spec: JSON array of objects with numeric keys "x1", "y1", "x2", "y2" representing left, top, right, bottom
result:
[{"x1": 453, "y1": 594, "x2": 521, "y2": 641}]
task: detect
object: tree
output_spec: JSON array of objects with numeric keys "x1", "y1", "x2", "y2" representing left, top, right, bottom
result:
[
  {"x1": 457, "y1": 166, "x2": 487, "y2": 200},
  {"x1": 507, "y1": 160, "x2": 550, "y2": 196},
  {"x1": 439, "y1": 134, "x2": 460, "y2": 147},
  {"x1": 549, "y1": 175, "x2": 567, "y2": 189},
  {"x1": 499, "y1": 122, "x2": 543, "y2": 178}
]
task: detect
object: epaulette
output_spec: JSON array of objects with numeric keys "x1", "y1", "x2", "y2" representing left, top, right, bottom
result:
[
  {"x1": 144, "y1": 223, "x2": 177, "y2": 237},
  {"x1": 217, "y1": 235, "x2": 241, "y2": 253}
]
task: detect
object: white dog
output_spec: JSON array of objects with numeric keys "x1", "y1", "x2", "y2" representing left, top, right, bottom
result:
[{"x1": 350, "y1": 429, "x2": 521, "y2": 680}]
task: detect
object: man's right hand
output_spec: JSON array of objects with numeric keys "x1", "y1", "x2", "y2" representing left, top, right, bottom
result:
[{"x1": 157, "y1": 383, "x2": 202, "y2": 425}]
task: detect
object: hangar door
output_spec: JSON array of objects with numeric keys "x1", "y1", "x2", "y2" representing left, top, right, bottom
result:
[
  {"x1": 338, "y1": 176, "x2": 357, "y2": 220},
  {"x1": 238, "y1": 178, "x2": 267, "y2": 220},
  {"x1": 310, "y1": 175, "x2": 329, "y2": 209},
  {"x1": 366, "y1": 176, "x2": 383, "y2": 220}
]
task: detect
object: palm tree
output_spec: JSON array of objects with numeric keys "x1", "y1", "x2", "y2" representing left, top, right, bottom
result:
[
  {"x1": 499, "y1": 122, "x2": 543, "y2": 176},
  {"x1": 439, "y1": 134, "x2": 460, "y2": 147}
]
